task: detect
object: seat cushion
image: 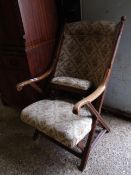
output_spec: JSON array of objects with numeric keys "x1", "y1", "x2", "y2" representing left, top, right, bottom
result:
[
  {"x1": 21, "y1": 99, "x2": 92, "y2": 148},
  {"x1": 51, "y1": 76, "x2": 92, "y2": 92}
]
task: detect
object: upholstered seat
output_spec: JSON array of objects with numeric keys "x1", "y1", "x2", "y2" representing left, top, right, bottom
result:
[
  {"x1": 51, "y1": 76, "x2": 92, "y2": 92},
  {"x1": 21, "y1": 99, "x2": 92, "y2": 148}
]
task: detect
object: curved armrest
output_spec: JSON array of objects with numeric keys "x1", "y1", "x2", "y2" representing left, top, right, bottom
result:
[
  {"x1": 16, "y1": 67, "x2": 53, "y2": 91},
  {"x1": 16, "y1": 26, "x2": 65, "y2": 92},
  {"x1": 73, "y1": 82, "x2": 106, "y2": 115},
  {"x1": 73, "y1": 82, "x2": 110, "y2": 132}
]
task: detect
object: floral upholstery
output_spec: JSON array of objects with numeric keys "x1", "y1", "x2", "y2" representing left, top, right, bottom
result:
[
  {"x1": 21, "y1": 99, "x2": 92, "y2": 148},
  {"x1": 51, "y1": 76, "x2": 92, "y2": 91},
  {"x1": 54, "y1": 21, "x2": 118, "y2": 87}
]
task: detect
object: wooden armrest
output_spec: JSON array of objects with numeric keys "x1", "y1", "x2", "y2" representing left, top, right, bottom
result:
[
  {"x1": 16, "y1": 26, "x2": 65, "y2": 92},
  {"x1": 73, "y1": 82, "x2": 106, "y2": 115},
  {"x1": 73, "y1": 68, "x2": 111, "y2": 115},
  {"x1": 16, "y1": 67, "x2": 53, "y2": 91}
]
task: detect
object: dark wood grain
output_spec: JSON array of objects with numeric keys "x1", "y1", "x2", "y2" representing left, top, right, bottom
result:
[{"x1": 0, "y1": 0, "x2": 59, "y2": 107}]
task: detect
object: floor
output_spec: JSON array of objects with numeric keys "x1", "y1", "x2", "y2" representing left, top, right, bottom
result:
[{"x1": 0, "y1": 103, "x2": 130, "y2": 175}]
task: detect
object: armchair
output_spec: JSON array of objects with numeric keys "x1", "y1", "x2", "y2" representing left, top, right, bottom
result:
[{"x1": 17, "y1": 16, "x2": 126, "y2": 171}]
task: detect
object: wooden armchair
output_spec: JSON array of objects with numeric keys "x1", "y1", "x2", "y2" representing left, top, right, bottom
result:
[{"x1": 16, "y1": 16, "x2": 126, "y2": 171}]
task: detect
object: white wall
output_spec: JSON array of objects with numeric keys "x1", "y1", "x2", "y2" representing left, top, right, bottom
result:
[{"x1": 81, "y1": 0, "x2": 131, "y2": 113}]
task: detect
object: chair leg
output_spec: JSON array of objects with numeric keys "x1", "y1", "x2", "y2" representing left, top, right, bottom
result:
[
  {"x1": 87, "y1": 103, "x2": 110, "y2": 133},
  {"x1": 33, "y1": 129, "x2": 39, "y2": 141},
  {"x1": 79, "y1": 119, "x2": 97, "y2": 171},
  {"x1": 77, "y1": 141, "x2": 84, "y2": 151}
]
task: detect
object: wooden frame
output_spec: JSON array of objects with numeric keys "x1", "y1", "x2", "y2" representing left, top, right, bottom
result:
[{"x1": 16, "y1": 16, "x2": 126, "y2": 171}]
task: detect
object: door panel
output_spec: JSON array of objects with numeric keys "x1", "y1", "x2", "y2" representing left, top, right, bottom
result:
[
  {"x1": 18, "y1": 0, "x2": 59, "y2": 46},
  {"x1": 18, "y1": 0, "x2": 59, "y2": 77}
]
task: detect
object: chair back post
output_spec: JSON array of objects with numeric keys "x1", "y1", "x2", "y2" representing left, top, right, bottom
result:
[
  {"x1": 109, "y1": 16, "x2": 126, "y2": 69},
  {"x1": 94, "y1": 16, "x2": 126, "y2": 113},
  {"x1": 93, "y1": 68, "x2": 110, "y2": 113}
]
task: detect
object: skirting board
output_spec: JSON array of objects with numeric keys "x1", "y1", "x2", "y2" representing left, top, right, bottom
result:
[{"x1": 102, "y1": 105, "x2": 131, "y2": 121}]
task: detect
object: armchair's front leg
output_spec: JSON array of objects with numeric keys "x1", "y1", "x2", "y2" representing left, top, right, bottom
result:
[
  {"x1": 79, "y1": 102, "x2": 110, "y2": 171},
  {"x1": 79, "y1": 117, "x2": 97, "y2": 171}
]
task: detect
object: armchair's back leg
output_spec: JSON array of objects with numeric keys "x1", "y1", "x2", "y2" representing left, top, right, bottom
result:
[
  {"x1": 79, "y1": 118, "x2": 97, "y2": 171},
  {"x1": 33, "y1": 129, "x2": 40, "y2": 141}
]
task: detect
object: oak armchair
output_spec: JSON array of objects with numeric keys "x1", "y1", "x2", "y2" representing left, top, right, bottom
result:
[{"x1": 17, "y1": 16, "x2": 126, "y2": 171}]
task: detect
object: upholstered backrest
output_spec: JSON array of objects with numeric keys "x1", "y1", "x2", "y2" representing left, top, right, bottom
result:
[{"x1": 54, "y1": 21, "x2": 119, "y2": 87}]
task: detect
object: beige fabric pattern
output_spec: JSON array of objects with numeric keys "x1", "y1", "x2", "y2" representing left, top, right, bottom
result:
[
  {"x1": 51, "y1": 76, "x2": 92, "y2": 91},
  {"x1": 21, "y1": 99, "x2": 92, "y2": 148},
  {"x1": 54, "y1": 21, "x2": 118, "y2": 87}
]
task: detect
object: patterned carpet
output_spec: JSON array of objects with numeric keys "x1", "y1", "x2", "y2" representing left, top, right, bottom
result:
[{"x1": 0, "y1": 104, "x2": 130, "y2": 175}]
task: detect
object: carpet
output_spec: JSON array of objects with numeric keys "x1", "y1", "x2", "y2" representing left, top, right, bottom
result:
[{"x1": 0, "y1": 104, "x2": 130, "y2": 175}]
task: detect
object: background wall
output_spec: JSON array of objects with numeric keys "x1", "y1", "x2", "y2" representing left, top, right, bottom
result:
[{"x1": 81, "y1": 0, "x2": 131, "y2": 114}]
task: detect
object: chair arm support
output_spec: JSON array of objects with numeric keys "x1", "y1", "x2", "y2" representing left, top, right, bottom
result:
[
  {"x1": 73, "y1": 83, "x2": 106, "y2": 115},
  {"x1": 16, "y1": 66, "x2": 53, "y2": 91}
]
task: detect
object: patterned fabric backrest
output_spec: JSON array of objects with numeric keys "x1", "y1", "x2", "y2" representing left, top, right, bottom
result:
[{"x1": 54, "y1": 21, "x2": 119, "y2": 87}]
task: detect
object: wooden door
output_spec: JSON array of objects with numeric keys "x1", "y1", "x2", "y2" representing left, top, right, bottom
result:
[
  {"x1": 18, "y1": 0, "x2": 59, "y2": 77},
  {"x1": 0, "y1": 0, "x2": 59, "y2": 107}
]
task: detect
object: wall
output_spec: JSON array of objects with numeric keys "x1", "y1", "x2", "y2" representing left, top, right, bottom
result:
[{"x1": 81, "y1": 0, "x2": 131, "y2": 113}]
